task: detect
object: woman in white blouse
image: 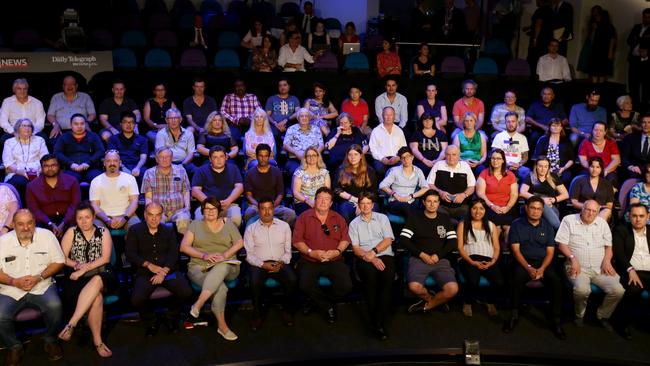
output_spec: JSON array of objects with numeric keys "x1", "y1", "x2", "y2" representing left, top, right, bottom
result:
[
  {"x1": 2, "y1": 118, "x2": 48, "y2": 198},
  {"x1": 244, "y1": 108, "x2": 276, "y2": 169},
  {"x1": 456, "y1": 198, "x2": 504, "y2": 318}
]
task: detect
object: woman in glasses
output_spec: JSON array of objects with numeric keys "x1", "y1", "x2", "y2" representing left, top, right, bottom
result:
[
  {"x1": 180, "y1": 197, "x2": 243, "y2": 341},
  {"x1": 2, "y1": 118, "x2": 48, "y2": 201},
  {"x1": 292, "y1": 147, "x2": 331, "y2": 216}
]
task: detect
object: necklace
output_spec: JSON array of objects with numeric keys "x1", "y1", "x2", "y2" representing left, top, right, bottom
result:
[{"x1": 18, "y1": 137, "x2": 31, "y2": 168}]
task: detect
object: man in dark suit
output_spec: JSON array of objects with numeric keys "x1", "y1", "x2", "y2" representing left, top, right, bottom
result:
[
  {"x1": 622, "y1": 113, "x2": 650, "y2": 179},
  {"x1": 436, "y1": 0, "x2": 467, "y2": 44},
  {"x1": 613, "y1": 203, "x2": 650, "y2": 339},
  {"x1": 627, "y1": 9, "x2": 650, "y2": 109},
  {"x1": 550, "y1": 0, "x2": 573, "y2": 56},
  {"x1": 296, "y1": 1, "x2": 317, "y2": 37}
]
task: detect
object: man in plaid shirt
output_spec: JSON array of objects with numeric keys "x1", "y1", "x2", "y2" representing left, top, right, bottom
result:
[
  {"x1": 220, "y1": 79, "x2": 261, "y2": 142},
  {"x1": 141, "y1": 147, "x2": 192, "y2": 234}
]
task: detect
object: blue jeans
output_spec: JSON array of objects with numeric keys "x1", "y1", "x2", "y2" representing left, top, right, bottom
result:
[
  {"x1": 0, "y1": 286, "x2": 62, "y2": 349},
  {"x1": 543, "y1": 204, "x2": 561, "y2": 230}
]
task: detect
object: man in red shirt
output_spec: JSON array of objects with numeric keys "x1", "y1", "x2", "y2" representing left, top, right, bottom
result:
[{"x1": 293, "y1": 187, "x2": 352, "y2": 324}]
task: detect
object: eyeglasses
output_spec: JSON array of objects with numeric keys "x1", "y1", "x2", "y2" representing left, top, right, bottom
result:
[
  {"x1": 105, "y1": 149, "x2": 120, "y2": 156},
  {"x1": 321, "y1": 224, "x2": 330, "y2": 236}
]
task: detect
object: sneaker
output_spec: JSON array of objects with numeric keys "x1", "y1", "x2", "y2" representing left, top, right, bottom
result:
[
  {"x1": 462, "y1": 304, "x2": 473, "y2": 317},
  {"x1": 189, "y1": 305, "x2": 200, "y2": 319},
  {"x1": 407, "y1": 299, "x2": 425, "y2": 314},
  {"x1": 486, "y1": 303, "x2": 498, "y2": 317}
]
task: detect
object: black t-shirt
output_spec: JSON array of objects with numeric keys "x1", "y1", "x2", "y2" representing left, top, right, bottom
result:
[
  {"x1": 522, "y1": 173, "x2": 561, "y2": 197},
  {"x1": 325, "y1": 127, "x2": 366, "y2": 165},
  {"x1": 197, "y1": 132, "x2": 236, "y2": 151},
  {"x1": 400, "y1": 212, "x2": 456, "y2": 257},
  {"x1": 98, "y1": 97, "x2": 139, "y2": 129},
  {"x1": 409, "y1": 129, "x2": 447, "y2": 161},
  {"x1": 191, "y1": 163, "x2": 242, "y2": 200}
]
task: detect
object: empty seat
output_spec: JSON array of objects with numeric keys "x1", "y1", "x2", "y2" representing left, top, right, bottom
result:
[
  {"x1": 153, "y1": 30, "x2": 179, "y2": 48},
  {"x1": 121, "y1": 29, "x2": 147, "y2": 48},
  {"x1": 90, "y1": 29, "x2": 114, "y2": 50},
  {"x1": 200, "y1": 0, "x2": 223, "y2": 14},
  {"x1": 472, "y1": 57, "x2": 498, "y2": 75},
  {"x1": 179, "y1": 48, "x2": 207, "y2": 69},
  {"x1": 343, "y1": 52, "x2": 369, "y2": 71},
  {"x1": 440, "y1": 56, "x2": 466, "y2": 74},
  {"x1": 504, "y1": 58, "x2": 531, "y2": 77},
  {"x1": 147, "y1": 13, "x2": 173, "y2": 33},
  {"x1": 217, "y1": 31, "x2": 241, "y2": 49},
  {"x1": 313, "y1": 51, "x2": 339, "y2": 71},
  {"x1": 483, "y1": 38, "x2": 510, "y2": 56},
  {"x1": 112, "y1": 48, "x2": 138, "y2": 69},
  {"x1": 213, "y1": 49, "x2": 240, "y2": 68},
  {"x1": 144, "y1": 48, "x2": 172, "y2": 68}
]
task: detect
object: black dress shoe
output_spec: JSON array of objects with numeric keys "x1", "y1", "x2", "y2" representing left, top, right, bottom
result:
[
  {"x1": 250, "y1": 316, "x2": 263, "y2": 331},
  {"x1": 145, "y1": 324, "x2": 159, "y2": 337},
  {"x1": 326, "y1": 307, "x2": 336, "y2": 324},
  {"x1": 5, "y1": 347, "x2": 23, "y2": 366},
  {"x1": 374, "y1": 327, "x2": 388, "y2": 341},
  {"x1": 619, "y1": 326, "x2": 633, "y2": 340},
  {"x1": 502, "y1": 317, "x2": 518, "y2": 334},
  {"x1": 551, "y1": 324, "x2": 567, "y2": 340},
  {"x1": 165, "y1": 318, "x2": 180, "y2": 333}
]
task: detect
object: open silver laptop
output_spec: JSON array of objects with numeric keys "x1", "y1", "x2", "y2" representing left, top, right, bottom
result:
[{"x1": 342, "y1": 42, "x2": 360, "y2": 55}]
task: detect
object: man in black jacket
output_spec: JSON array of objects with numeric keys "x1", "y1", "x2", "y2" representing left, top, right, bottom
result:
[
  {"x1": 401, "y1": 189, "x2": 458, "y2": 314},
  {"x1": 53, "y1": 114, "x2": 104, "y2": 183},
  {"x1": 621, "y1": 114, "x2": 650, "y2": 179},
  {"x1": 612, "y1": 203, "x2": 650, "y2": 339},
  {"x1": 126, "y1": 202, "x2": 192, "y2": 337}
]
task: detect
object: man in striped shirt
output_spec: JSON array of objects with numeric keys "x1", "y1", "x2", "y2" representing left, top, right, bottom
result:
[{"x1": 400, "y1": 189, "x2": 458, "y2": 313}]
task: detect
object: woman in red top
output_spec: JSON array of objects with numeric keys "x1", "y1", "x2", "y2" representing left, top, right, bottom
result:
[
  {"x1": 476, "y1": 149, "x2": 518, "y2": 240},
  {"x1": 577, "y1": 120, "x2": 620, "y2": 185},
  {"x1": 376, "y1": 39, "x2": 401, "y2": 78}
]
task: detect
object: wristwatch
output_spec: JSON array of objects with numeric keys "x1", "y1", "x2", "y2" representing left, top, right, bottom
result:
[{"x1": 372, "y1": 247, "x2": 379, "y2": 254}]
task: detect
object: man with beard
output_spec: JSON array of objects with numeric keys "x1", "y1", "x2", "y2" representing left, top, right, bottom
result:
[
  {"x1": 491, "y1": 112, "x2": 530, "y2": 181},
  {"x1": 0, "y1": 209, "x2": 65, "y2": 365},
  {"x1": 107, "y1": 111, "x2": 148, "y2": 181},
  {"x1": 26, "y1": 155, "x2": 80, "y2": 238},
  {"x1": 569, "y1": 90, "x2": 607, "y2": 146},
  {"x1": 89, "y1": 150, "x2": 140, "y2": 231},
  {"x1": 53, "y1": 114, "x2": 104, "y2": 183},
  {"x1": 220, "y1": 79, "x2": 261, "y2": 142},
  {"x1": 452, "y1": 80, "x2": 485, "y2": 138}
]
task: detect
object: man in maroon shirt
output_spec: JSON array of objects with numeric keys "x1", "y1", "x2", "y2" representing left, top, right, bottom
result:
[
  {"x1": 292, "y1": 187, "x2": 352, "y2": 324},
  {"x1": 25, "y1": 154, "x2": 80, "y2": 238}
]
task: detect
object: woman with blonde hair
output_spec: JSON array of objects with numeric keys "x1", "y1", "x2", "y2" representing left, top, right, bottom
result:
[
  {"x1": 196, "y1": 112, "x2": 238, "y2": 163},
  {"x1": 519, "y1": 156, "x2": 569, "y2": 229},
  {"x1": 292, "y1": 146, "x2": 331, "y2": 215},
  {"x1": 244, "y1": 108, "x2": 276, "y2": 169},
  {"x1": 333, "y1": 144, "x2": 377, "y2": 222}
]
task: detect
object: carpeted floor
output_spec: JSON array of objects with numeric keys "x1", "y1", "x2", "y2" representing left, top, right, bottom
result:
[{"x1": 11, "y1": 300, "x2": 650, "y2": 366}]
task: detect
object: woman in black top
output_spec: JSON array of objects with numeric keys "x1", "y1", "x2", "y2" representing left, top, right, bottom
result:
[
  {"x1": 409, "y1": 113, "x2": 447, "y2": 177},
  {"x1": 519, "y1": 157, "x2": 569, "y2": 229},
  {"x1": 412, "y1": 43, "x2": 435, "y2": 78},
  {"x1": 325, "y1": 113, "x2": 367, "y2": 172},
  {"x1": 569, "y1": 156, "x2": 614, "y2": 221},
  {"x1": 196, "y1": 112, "x2": 239, "y2": 165},
  {"x1": 533, "y1": 118, "x2": 574, "y2": 186},
  {"x1": 143, "y1": 82, "x2": 176, "y2": 142},
  {"x1": 333, "y1": 144, "x2": 377, "y2": 222}
]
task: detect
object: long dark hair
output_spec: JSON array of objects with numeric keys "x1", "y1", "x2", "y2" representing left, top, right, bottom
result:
[{"x1": 463, "y1": 198, "x2": 491, "y2": 243}]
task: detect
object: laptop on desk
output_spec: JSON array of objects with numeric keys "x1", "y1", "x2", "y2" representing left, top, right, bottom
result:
[{"x1": 342, "y1": 43, "x2": 361, "y2": 55}]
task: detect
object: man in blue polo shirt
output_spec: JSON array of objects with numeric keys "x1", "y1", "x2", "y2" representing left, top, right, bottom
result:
[
  {"x1": 107, "y1": 111, "x2": 147, "y2": 181},
  {"x1": 569, "y1": 90, "x2": 607, "y2": 146},
  {"x1": 504, "y1": 196, "x2": 565, "y2": 339}
]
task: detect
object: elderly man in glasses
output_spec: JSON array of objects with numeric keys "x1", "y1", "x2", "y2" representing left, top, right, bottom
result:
[{"x1": 292, "y1": 187, "x2": 352, "y2": 324}]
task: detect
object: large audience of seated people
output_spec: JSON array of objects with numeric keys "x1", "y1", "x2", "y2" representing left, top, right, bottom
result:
[{"x1": 0, "y1": 2, "x2": 650, "y2": 365}]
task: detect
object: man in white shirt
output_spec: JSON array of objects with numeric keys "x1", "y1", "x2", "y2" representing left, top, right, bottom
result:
[
  {"x1": 278, "y1": 31, "x2": 314, "y2": 72},
  {"x1": 244, "y1": 197, "x2": 295, "y2": 330},
  {"x1": 491, "y1": 112, "x2": 530, "y2": 181},
  {"x1": 374, "y1": 78, "x2": 408, "y2": 128},
  {"x1": 0, "y1": 209, "x2": 65, "y2": 364},
  {"x1": 0, "y1": 78, "x2": 46, "y2": 151},
  {"x1": 536, "y1": 39, "x2": 572, "y2": 83},
  {"x1": 427, "y1": 145, "x2": 476, "y2": 221},
  {"x1": 369, "y1": 107, "x2": 407, "y2": 177},
  {"x1": 556, "y1": 200, "x2": 625, "y2": 332},
  {"x1": 90, "y1": 150, "x2": 140, "y2": 232}
]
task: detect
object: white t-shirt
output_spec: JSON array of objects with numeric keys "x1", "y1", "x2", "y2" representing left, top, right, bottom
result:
[
  {"x1": 89, "y1": 172, "x2": 139, "y2": 216},
  {"x1": 491, "y1": 131, "x2": 529, "y2": 165}
]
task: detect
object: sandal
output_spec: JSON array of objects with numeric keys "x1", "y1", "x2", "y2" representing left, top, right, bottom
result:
[
  {"x1": 58, "y1": 324, "x2": 75, "y2": 341},
  {"x1": 95, "y1": 342, "x2": 112, "y2": 358}
]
